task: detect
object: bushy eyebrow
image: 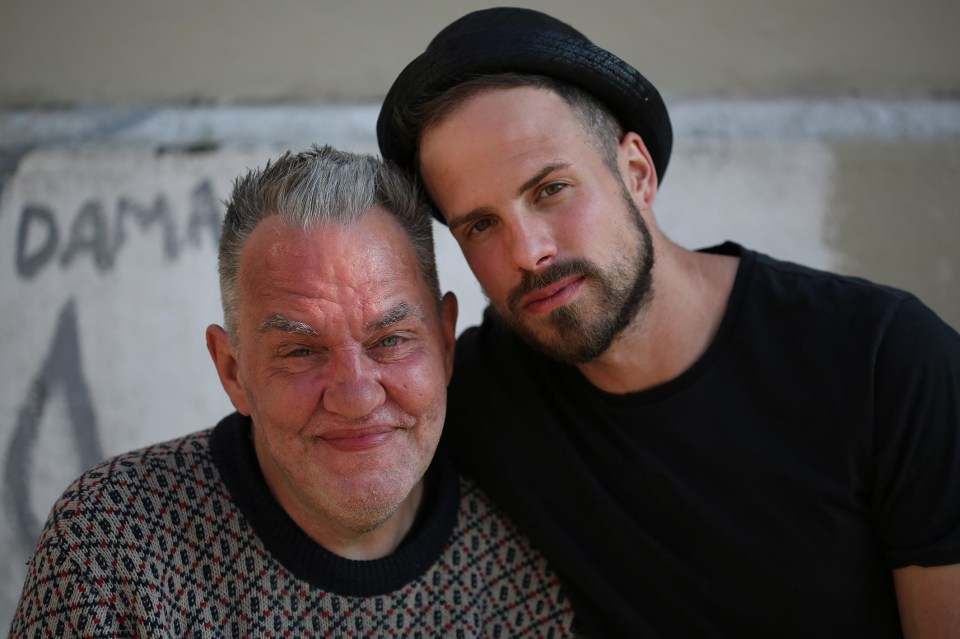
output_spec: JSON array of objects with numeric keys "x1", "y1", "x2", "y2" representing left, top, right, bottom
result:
[
  {"x1": 366, "y1": 302, "x2": 423, "y2": 333},
  {"x1": 515, "y1": 162, "x2": 570, "y2": 198},
  {"x1": 257, "y1": 302, "x2": 423, "y2": 338},
  {"x1": 446, "y1": 161, "x2": 571, "y2": 231},
  {"x1": 258, "y1": 313, "x2": 318, "y2": 337}
]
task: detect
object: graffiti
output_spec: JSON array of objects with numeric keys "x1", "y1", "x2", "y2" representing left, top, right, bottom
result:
[
  {"x1": 15, "y1": 179, "x2": 222, "y2": 279},
  {"x1": 4, "y1": 299, "x2": 103, "y2": 547},
  {"x1": 3, "y1": 166, "x2": 227, "y2": 558}
]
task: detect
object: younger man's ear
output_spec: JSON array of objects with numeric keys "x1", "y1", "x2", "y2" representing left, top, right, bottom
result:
[
  {"x1": 206, "y1": 325, "x2": 251, "y2": 416},
  {"x1": 619, "y1": 132, "x2": 658, "y2": 208}
]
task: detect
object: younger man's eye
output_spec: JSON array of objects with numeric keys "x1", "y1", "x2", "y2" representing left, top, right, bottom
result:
[
  {"x1": 540, "y1": 182, "x2": 566, "y2": 197},
  {"x1": 468, "y1": 218, "x2": 495, "y2": 236}
]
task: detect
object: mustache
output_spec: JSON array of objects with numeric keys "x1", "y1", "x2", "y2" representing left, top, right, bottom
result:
[{"x1": 507, "y1": 259, "x2": 601, "y2": 312}]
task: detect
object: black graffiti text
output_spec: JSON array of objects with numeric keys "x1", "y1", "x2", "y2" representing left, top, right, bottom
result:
[{"x1": 15, "y1": 179, "x2": 222, "y2": 279}]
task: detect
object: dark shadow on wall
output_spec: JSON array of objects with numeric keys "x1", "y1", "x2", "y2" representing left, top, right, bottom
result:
[
  {"x1": 4, "y1": 299, "x2": 103, "y2": 547},
  {"x1": 0, "y1": 148, "x2": 29, "y2": 209},
  {"x1": 823, "y1": 141, "x2": 960, "y2": 330},
  {"x1": 0, "y1": 108, "x2": 153, "y2": 212}
]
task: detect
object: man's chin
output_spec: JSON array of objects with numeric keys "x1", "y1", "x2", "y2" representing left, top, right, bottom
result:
[{"x1": 506, "y1": 315, "x2": 611, "y2": 365}]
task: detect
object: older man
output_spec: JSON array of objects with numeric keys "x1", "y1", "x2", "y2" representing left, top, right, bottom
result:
[
  {"x1": 9, "y1": 146, "x2": 576, "y2": 637},
  {"x1": 377, "y1": 7, "x2": 960, "y2": 638}
]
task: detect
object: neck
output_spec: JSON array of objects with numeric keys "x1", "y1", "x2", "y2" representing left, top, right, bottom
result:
[
  {"x1": 253, "y1": 433, "x2": 426, "y2": 561},
  {"x1": 300, "y1": 481, "x2": 425, "y2": 561},
  {"x1": 577, "y1": 235, "x2": 739, "y2": 394}
]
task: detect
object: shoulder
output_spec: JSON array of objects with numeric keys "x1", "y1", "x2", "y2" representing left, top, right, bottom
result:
[
  {"x1": 739, "y1": 245, "x2": 960, "y2": 426},
  {"x1": 750, "y1": 247, "x2": 914, "y2": 310},
  {"x1": 22, "y1": 428, "x2": 221, "y2": 581},
  {"x1": 448, "y1": 475, "x2": 575, "y2": 630},
  {"x1": 734, "y1": 245, "x2": 939, "y2": 339},
  {"x1": 39, "y1": 430, "x2": 219, "y2": 547},
  {"x1": 701, "y1": 244, "x2": 960, "y2": 396},
  {"x1": 453, "y1": 475, "x2": 549, "y2": 561},
  {"x1": 58, "y1": 430, "x2": 214, "y2": 501}
]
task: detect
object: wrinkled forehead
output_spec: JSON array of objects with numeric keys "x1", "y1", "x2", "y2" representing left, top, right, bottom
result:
[{"x1": 238, "y1": 214, "x2": 433, "y2": 327}]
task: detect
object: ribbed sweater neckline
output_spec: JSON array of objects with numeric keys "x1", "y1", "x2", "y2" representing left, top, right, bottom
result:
[{"x1": 209, "y1": 412, "x2": 459, "y2": 597}]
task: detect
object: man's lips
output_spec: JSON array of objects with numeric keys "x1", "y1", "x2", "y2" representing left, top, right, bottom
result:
[
  {"x1": 521, "y1": 275, "x2": 585, "y2": 315},
  {"x1": 319, "y1": 426, "x2": 398, "y2": 452}
]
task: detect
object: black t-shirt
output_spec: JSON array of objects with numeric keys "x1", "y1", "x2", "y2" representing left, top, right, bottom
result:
[{"x1": 443, "y1": 242, "x2": 960, "y2": 638}]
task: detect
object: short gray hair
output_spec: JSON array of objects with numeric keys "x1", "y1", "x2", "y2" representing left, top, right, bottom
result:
[{"x1": 218, "y1": 145, "x2": 441, "y2": 341}]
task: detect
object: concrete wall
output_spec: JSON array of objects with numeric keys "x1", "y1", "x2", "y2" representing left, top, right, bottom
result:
[
  {"x1": 2, "y1": 0, "x2": 958, "y2": 629},
  {"x1": 3, "y1": 1, "x2": 959, "y2": 105}
]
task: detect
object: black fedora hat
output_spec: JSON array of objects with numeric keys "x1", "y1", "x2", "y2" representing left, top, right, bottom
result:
[{"x1": 377, "y1": 6, "x2": 673, "y2": 222}]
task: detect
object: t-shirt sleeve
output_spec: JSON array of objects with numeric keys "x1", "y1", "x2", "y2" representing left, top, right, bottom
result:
[{"x1": 871, "y1": 297, "x2": 960, "y2": 567}]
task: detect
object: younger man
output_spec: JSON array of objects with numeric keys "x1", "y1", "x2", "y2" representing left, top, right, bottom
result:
[{"x1": 378, "y1": 7, "x2": 960, "y2": 637}]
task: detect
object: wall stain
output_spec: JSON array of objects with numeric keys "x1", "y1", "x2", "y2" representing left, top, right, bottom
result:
[
  {"x1": 0, "y1": 108, "x2": 153, "y2": 211},
  {"x1": 823, "y1": 141, "x2": 960, "y2": 330}
]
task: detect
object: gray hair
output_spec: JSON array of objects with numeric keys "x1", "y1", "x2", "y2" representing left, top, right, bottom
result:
[
  {"x1": 411, "y1": 73, "x2": 625, "y2": 176},
  {"x1": 218, "y1": 144, "x2": 441, "y2": 341}
]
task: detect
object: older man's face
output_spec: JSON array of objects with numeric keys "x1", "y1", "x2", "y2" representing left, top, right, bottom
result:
[{"x1": 211, "y1": 210, "x2": 455, "y2": 553}]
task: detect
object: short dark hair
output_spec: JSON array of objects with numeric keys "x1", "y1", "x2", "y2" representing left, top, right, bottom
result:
[{"x1": 410, "y1": 73, "x2": 625, "y2": 178}]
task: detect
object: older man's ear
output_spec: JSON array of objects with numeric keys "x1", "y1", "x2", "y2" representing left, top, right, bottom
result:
[
  {"x1": 206, "y1": 324, "x2": 250, "y2": 416},
  {"x1": 440, "y1": 291, "x2": 458, "y2": 383}
]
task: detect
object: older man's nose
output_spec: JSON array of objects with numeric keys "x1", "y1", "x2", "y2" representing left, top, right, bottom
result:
[{"x1": 321, "y1": 352, "x2": 386, "y2": 419}]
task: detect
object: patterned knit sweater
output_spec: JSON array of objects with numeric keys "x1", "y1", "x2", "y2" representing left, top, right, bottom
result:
[{"x1": 9, "y1": 413, "x2": 575, "y2": 638}]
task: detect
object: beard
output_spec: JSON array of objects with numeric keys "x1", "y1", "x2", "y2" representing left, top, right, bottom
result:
[{"x1": 495, "y1": 188, "x2": 655, "y2": 364}]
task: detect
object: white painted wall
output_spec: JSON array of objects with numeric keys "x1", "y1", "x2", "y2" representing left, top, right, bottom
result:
[
  {"x1": 2, "y1": 0, "x2": 960, "y2": 629},
  {"x1": 4, "y1": 104, "x2": 958, "y2": 628}
]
